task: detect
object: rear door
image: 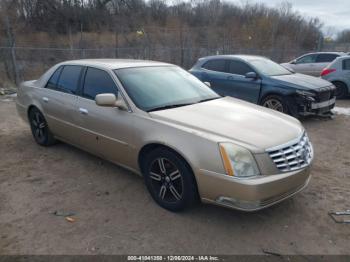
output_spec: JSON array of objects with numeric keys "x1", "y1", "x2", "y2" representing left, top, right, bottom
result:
[
  {"x1": 41, "y1": 65, "x2": 83, "y2": 144},
  {"x1": 226, "y1": 60, "x2": 261, "y2": 103},
  {"x1": 76, "y1": 67, "x2": 135, "y2": 167}
]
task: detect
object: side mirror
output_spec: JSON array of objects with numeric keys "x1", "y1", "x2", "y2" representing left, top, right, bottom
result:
[
  {"x1": 290, "y1": 60, "x2": 296, "y2": 64},
  {"x1": 245, "y1": 72, "x2": 258, "y2": 79},
  {"x1": 95, "y1": 93, "x2": 128, "y2": 110},
  {"x1": 204, "y1": 81, "x2": 211, "y2": 87}
]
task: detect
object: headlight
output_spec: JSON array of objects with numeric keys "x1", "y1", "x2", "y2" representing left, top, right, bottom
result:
[
  {"x1": 296, "y1": 90, "x2": 316, "y2": 97},
  {"x1": 219, "y1": 143, "x2": 260, "y2": 178}
]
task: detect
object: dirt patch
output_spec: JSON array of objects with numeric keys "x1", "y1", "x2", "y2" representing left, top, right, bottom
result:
[{"x1": 0, "y1": 98, "x2": 349, "y2": 255}]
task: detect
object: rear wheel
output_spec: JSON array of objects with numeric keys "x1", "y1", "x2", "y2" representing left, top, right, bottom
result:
[
  {"x1": 261, "y1": 95, "x2": 288, "y2": 113},
  {"x1": 28, "y1": 107, "x2": 56, "y2": 146},
  {"x1": 333, "y1": 82, "x2": 348, "y2": 99},
  {"x1": 142, "y1": 148, "x2": 198, "y2": 212}
]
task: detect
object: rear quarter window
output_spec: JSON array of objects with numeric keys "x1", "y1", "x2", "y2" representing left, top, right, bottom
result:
[{"x1": 45, "y1": 66, "x2": 63, "y2": 89}]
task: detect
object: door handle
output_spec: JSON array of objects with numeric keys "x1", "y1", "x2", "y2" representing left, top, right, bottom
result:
[
  {"x1": 42, "y1": 97, "x2": 49, "y2": 103},
  {"x1": 227, "y1": 76, "x2": 234, "y2": 80},
  {"x1": 79, "y1": 108, "x2": 88, "y2": 115}
]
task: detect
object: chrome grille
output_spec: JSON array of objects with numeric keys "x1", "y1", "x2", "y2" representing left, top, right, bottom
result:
[{"x1": 267, "y1": 133, "x2": 313, "y2": 172}]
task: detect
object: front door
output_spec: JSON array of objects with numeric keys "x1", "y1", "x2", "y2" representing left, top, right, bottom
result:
[
  {"x1": 225, "y1": 60, "x2": 261, "y2": 103},
  {"x1": 76, "y1": 67, "x2": 135, "y2": 167},
  {"x1": 293, "y1": 54, "x2": 318, "y2": 76}
]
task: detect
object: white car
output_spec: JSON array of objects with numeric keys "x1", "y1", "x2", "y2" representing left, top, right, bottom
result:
[{"x1": 321, "y1": 56, "x2": 350, "y2": 98}]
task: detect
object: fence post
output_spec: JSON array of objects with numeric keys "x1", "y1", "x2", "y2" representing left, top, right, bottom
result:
[{"x1": 4, "y1": 13, "x2": 20, "y2": 86}]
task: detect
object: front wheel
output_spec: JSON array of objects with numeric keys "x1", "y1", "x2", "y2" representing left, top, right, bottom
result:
[
  {"x1": 261, "y1": 95, "x2": 288, "y2": 114},
  {"x1": 142, "y1": 148, "x2": 198, "y2": 212},
  {"x1": 28, "y1": 107, "x2": 56, "y2": 146}
]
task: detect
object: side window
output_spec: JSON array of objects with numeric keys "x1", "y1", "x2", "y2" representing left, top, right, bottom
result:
[
  {"x1": 228, "y1": 60, "x2": 254, "y2": 76},
  {"x1": 202, "y1": 60, "x2": 226, "y2": 72},
  {"x1": 296, "y1": 54, "x2": 317, "y2": 64},
  {"x1": 342, "y1": 59, "x2": 350, "y2": 70},
  {"x1": 83, "y1": 67, "x2": 117, "y2": 100},
  {"x1": 56, "y1": 65, "x2": 83, "y2": 94},
  {"x1": 316, "y1": 54, "x2": 338, "y2": 63},
  {"x1": 46, "y1": 66, "x2": 63, "y2": 89}
]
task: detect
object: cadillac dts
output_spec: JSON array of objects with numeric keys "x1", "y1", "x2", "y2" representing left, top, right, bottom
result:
[{"x1": 16, "y1": 59, "x2": 313, "y2": 212}]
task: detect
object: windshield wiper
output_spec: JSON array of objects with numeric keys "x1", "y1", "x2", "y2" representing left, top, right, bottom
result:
[{"x1": 147, "y1": 103, "x2": 195, "y2": 112}]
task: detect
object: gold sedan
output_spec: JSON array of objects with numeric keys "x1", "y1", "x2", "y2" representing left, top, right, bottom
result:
[{"x1": 16, "y1": 59, "x2": 313, "y2": 212}]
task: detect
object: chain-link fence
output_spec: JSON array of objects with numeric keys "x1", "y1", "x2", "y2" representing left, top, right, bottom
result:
[
  {"x1": 0, "y1": 46, "x2": 305, "y2": 87},
  {"x1": 1, "y1": 44, "x2": 348, "y2": 88}
]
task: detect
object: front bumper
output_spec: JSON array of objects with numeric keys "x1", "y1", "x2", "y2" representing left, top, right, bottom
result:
[
  {"x1": 299, "y1": 97, "x2": 336, "y2": 116},
  {"x1": 294, "y1": 87, "x2": 336, "y2": 116},
  {"x1": 198, "y1": 167, "x2": 311, "y2": 211}
]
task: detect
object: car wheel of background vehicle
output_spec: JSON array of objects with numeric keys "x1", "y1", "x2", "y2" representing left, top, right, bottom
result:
[
  {"x1": 261, "y1": 95, "x2": 288, "y2": 113},
  {"x1": 28, "y1": 107, "x2": 56, "y2": 146},
  {"x1": 333, "y1": 81, "x2": 348, "y2": 99},
  {"x1": 141, "y1": 148, "x2": 198, "y2": 212}
]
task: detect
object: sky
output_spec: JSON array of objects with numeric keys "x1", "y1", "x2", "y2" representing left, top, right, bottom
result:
[{"x1": 228, "y1": 0, "x2": 350, "y2": 36}]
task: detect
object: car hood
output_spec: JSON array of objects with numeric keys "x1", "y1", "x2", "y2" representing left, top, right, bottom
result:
[
  {"x1": 270, "y1": 73, "x2": 331, "y2": 90},
  {"x1": 150, "y1": 97, "x2": 303, "y2": 153}
]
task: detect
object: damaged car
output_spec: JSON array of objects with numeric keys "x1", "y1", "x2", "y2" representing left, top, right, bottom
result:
[{"x1": 190, "y1": 55, "x2": 336, "y2": 117}]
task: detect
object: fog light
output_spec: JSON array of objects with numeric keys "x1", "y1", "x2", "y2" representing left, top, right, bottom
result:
[{"x1": 216, "y1": 196, "x2": 261, "y2": 210}]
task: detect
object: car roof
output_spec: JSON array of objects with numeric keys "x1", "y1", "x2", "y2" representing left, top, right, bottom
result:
[
  {"x1": 60, "y1": 59, "x2": 172, "y2": 70},
  {"x1": 335, "y1": 55, "x2": 350, "y2": 60},
  {"x1": 302, "y1": 51, "x2": 346, "y2": 56},
  {"x1": 198, "y1": 54, "x2": 268, "y2": 62}
]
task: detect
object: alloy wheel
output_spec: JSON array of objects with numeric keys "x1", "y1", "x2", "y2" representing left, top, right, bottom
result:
[
  {"x1": 149, "y1": 157, "x2": 183, "y2": 203},
  {"x1": 263, "y1": 98, "x2": 284, "y2": 112},
  {"x1": 30, "y1": 111, "x2": 47, "y2": 143}
]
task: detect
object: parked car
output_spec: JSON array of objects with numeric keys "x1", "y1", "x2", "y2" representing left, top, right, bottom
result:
[
  {"x1": 321, "y1": 56, "x2": 350, "y2": 98},
  {"x1": 190, "y1": 55, "x2": 336, "y2": 117},
  {"x1": 16, "y1": 59, "x2": 313, "y2": 212},
  {"x1": 281, "y1": 52, "x2": 345, "y2": 76}
]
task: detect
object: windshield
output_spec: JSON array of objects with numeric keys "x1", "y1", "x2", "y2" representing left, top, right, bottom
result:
[
  {"x1": 249, "y1": 58, "x2": 292, "y2": 76},
  {"x1": 114, "y1": 66, "x2": 220, "y2": 112}
]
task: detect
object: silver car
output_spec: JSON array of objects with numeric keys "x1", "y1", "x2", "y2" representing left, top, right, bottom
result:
[
  {"x1": 321, "y1": 56, "x2": 350, "y2": 98},
  {"x1": 281, "y1": 52, "x2": 345, "y2": 77}
]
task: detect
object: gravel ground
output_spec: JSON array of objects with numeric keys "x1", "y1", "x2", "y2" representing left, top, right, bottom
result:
[{"x1": 0, "y1": 97, "x2": 349, "y2": 255}]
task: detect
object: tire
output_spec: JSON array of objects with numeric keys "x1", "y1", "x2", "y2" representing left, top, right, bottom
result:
[
  {"x1": 261, "y1": 95, "x2": 288, "y2": 114},
  {"x1": 141, "y1": 148, "x2": 198, "y2": 212},
  {"x1": 28, "y1": 107, "x2": 56, "y2": 146},
  {"x1": 333, "y1": 82, "x2": 348, "y2": 99}
]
